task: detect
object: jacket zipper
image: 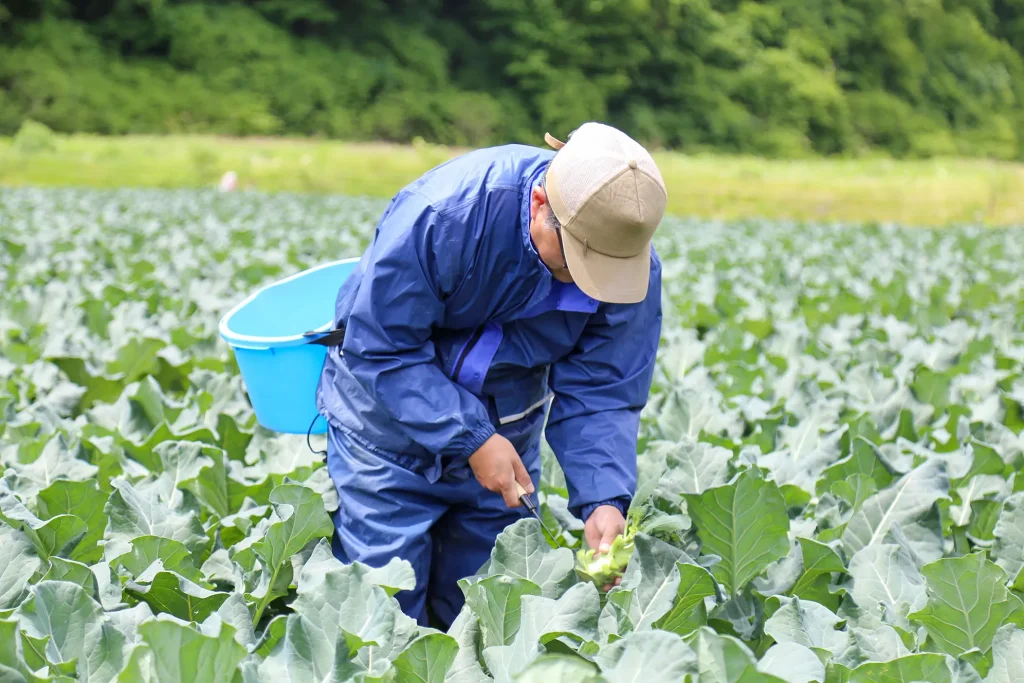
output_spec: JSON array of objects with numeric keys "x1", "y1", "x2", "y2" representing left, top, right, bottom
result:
[{"x1": 452, "y1": 327, "x2": 485, "y2": 383}]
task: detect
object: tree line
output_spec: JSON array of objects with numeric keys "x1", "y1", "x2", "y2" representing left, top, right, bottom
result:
[{"x1": 2, "y1": 0, "x2": 1023, "y2": 159}]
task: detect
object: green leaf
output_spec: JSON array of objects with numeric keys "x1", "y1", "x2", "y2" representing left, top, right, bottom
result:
[
  {"x1": 484, "y1": 519, "x2": 577, "y2": 599},
  {"x1": 0, "y1": 526, "x2": 42, "y2": 609},
  {"x1": 106, "y1": 603, "x2": 155, "y2": 649},
  {"x1": 790, "y1": 538, "x2": 846, "y2": 612},
  {"x1": 684, "y1": 467, "x2": 791, "y2": 596},
  {"x1": 109, "y1": 536, "x2": 202, "y2": 582},
  {"x1": 360, "y1": 556, "x2": 416, "y2": 597},
  {"x1": 841, "y1": 459, "x2": 948, "y2": 558},
  {"x1": 848, "y1": 654, "x2": 958, "y2": 683},
  {"x1": 36, "y1": 479, "x2": 108, "y2": 563},
  {"x1": 386, "y1": 633, "x2": 458, "y2": 683},
  {"x1": 685, "y1": 626, "x2": 758, "y2": 683},
  {"x1": 446, "y1": 605, "x2": 491, "y2": 683},
  {"x1": 909, "y1": 553, "x2": 1024, "y2": 657},
  {"x1": 967, "y1": 499, "x2": 1003, "y2": 546},
  {"x1": 7, "y1": 437, "x2": 100, "y2": 500},
  {"x1": 40, "y1": 557, "x2": 98, "y2": 595},
  {"x1": 606, "y1": 534, "x2": 694, "y2": 633},
  {"x1": 257, "y1": 540, "x2": 418, "y2": 680},
  {"x1": 242, "y1": 484, "x2": 334, "y2": 624},
  {"x1": 817, "y1": 438, "x2": 893, "y2": 498},
  {"x1": 758, "y1": 642, "x2": 826, "y2": 682},
  {"x1": 595, "y1": 630, "x2": 698, "y2": 682},
  {"x1": 764, "y1": 596, "x2": 850, "y2": 660},
  {"x1": 646, "y1": 437, "x2": 733, "y2": 497},
  {"x1": 482, "y1": 583, "x2": 600, "y2": 683},
  {"x1": 992, "y1": 493, "x2": 1024, "y2": 587},
  {"x1": 151, "y1": 441, "x2": 231, "y2": 519},
  {"x1": 125, "y1": 571, "x2": 230, "y2": 623},
  {"x1": 513, "y1": 654, "x2": 601, "y2": 683},
  {"x1": 464, "y1": 575, "x2": 543, "y2": 649},
  {"x1": 15, "y1": 581, "x2": 126, "y2": 682},
  {"x1": 845, "y1": 543, "x2": 926, "y2": 630},
  {"x1": 0, "y1": 617, "x2": 50, "y2": 683},
  {"x1": 104, "y1": 479, "x2": 210, "y2": 560},
  {"x1": 655, "y1": 563, "x2": 718, "y2": 636},
  {"x1": 117, "y1": 614, "x2": 246, "y2": 683},
  {"x1": 986, "y1": 625, "x2": 1024, "y2": 683},
  {"x1": 0, "y1": 481, "x2": 87, "y2": 561}
]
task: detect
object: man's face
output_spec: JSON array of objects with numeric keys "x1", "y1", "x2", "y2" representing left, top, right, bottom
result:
[{"x1": 529, "y1": 186, "x2": 574, "y2": 284}]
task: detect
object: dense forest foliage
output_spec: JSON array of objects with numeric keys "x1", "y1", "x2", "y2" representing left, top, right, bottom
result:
[{"x1": 2, "y1": 0, "x2": 1023, "y2": 159}]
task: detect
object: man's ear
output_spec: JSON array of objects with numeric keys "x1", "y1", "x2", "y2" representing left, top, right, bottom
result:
[{"x1": 530, "y1": 185, "x2": 547, "y2": 222}]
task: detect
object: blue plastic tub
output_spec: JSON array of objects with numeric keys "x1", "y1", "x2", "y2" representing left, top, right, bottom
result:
[{"x1": 219, "y1": 258, "x2": 359, "y2": 435}]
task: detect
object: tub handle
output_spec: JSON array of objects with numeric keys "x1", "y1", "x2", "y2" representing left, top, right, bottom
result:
[{"x1": 303, "y1": 325, "x2": 346, "y2": 347}]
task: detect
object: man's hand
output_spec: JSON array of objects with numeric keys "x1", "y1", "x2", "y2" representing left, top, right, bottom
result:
[
  {"x1": 469, "y1": 433, "x2": 534, "y2": 508},
  {"x1": 585, "y1": 505, "x2": 627, "y2": 590}
]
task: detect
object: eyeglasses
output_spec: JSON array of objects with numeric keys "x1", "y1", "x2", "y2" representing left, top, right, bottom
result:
[{"x1": 554, "y1": 222, "x2": 568, "y2": 269}]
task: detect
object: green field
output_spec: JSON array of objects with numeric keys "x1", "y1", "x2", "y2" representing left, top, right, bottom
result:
[
  {"x1": 2, "y1": 134, "x2": 1023, "y2": 227},
  {"x1": 1, "y1": 187, "x2": 1022, "y2": 681}
]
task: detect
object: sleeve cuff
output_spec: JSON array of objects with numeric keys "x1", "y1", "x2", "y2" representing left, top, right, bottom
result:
[
  {"x1": 579, "y1": 497, "x2": 631, "y2": 523},
  {"x1": 449, "y1": 421, "x2": 496, "y2": 467}
]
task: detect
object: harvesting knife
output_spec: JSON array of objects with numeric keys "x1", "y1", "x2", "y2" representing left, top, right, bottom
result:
[{"x1": 515, "y1": 482, "x2": 560, "y2": 547}]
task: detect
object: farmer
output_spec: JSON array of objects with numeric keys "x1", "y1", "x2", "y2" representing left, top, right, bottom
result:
[{"x1": 316, "y1": 122, "x2": 667, "y2": 628}]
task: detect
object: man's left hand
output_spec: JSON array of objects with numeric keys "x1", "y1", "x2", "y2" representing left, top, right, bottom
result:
[{"x1": 584, "y1": 505, "x2": 626, "y2": 590}]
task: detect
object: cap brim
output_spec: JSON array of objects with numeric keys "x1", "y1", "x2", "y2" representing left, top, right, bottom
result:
[{"x1": 561, "y1": 228, "x2": 650, "y2": 305}]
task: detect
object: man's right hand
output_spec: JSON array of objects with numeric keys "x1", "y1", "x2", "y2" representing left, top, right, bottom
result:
[{"x1": 468, "y1": 433, "x2": 534, "y2": 508}]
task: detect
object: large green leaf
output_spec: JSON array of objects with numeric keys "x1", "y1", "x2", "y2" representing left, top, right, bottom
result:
[
  {"x1": 108, "y1": 536, "x2": 202, "y2": 582},
  {"x1": 5, "y1": 437, "x2": 100, "y2": 501},
  {"x1": 125, "y1": 571, "x2": 230, "y2": 622},
  {"x1": 816, "y1": 438, "x2": 894, "y2": 498},
  {"x1": 757, "y1": 642, "x2": 826, "y2": 683},
  {"x1": 40, "y1": 557, "x2": 99, "y2": 596},
  {"x1": 764, "y1": 596, "x2": 850, "y2": 660},
  {"x1": 117, "y1": 615, "x2": 245, "y2": 683},
  {"x1": 908, "y1": 553, "x2": 1024, "y2": 657},
  {"x1": 645, "y1": 438, "x2": 733, "y2": 497},
  {"x1": 386, "y1": 633, "x2": 459, "y2": 683},
  {"x1": 483, "y1": 519, "x2": 577, "y2": 599},
  {"x1": 685, "y1": 627, "x2": 758, "y2": 683},
  {"x1": 594, "y1": 630, "x2": 699, "y2": 682},
  {"x1": 841, "y1": 459, "x2": 949, "y2": 558},
  {"x1": 789, "y1": 538, "x2": 846, "y2": 611},
  {"x1": 655, "y1": 563, "x2": 718, "y2": 636},
  {"x1": 845, "y1": 543, "x2": 926, "y2": 630},
  {"x1": 992, "y1": 493, "x2": 1024, "y2": 587},
  {"x1": 150, "y1": 441, "x2": 231, "y2": 518},
  {"x1": 605, "y1": 534, "x2": 693, "y2": 633},
  {"x1": 986, "y1": 625, "x2": 1024, "y2": 683},
  {"x1": 35, "y1": 480, "x2": 108, "y2": 563},
  {"x1": 482, "y1": 583, "x2": 600, "y2": 683},
  {"x1": 0, "y1": 482, "x2": 87, "y2": 562},
  {"x1": 360, "y1": 556, "x2": 416, "y2": 598},
  {"x1": 0, "y1": 526, "x2": 42, "y2": 609},
  {"x1": 446, "y1": 605, "x2": 491, "y2": 683},
  {"x1": 684, "y1": 467, "x2": 791, "y2": 595},
  {"x1": 15, "y1": 581, "x2": 126, "y2": 682},
  {"x1": 257, "y1": 540, "x2": 418, "y2": 680},
  {"x1": 236, "y1": 484, "x2": 333, "y2": 624},
  {"x1": 104, "y1": 479, "x2": 209, "y2": 560},
  {"x1": 464, "y1": 575, "x2": 542, "y2": 649},
  {"x1": 513, "y1": 654, "x2": 601, "y2": 683},
  {"x1": 848, "y1": 654, "x2": 961, "y2": 683}
]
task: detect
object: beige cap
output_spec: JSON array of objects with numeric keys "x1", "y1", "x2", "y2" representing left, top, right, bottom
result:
[{"x1": 543, "y1": 122, "x2": 667, "y2": 304}]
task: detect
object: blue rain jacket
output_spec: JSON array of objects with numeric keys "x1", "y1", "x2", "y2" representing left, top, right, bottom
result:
[{"x1": 316, "y1": 144, "x2": 662, "y2": 520}]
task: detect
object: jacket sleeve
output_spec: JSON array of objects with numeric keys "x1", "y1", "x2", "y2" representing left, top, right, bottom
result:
[
  {"x1": 544, "y1": 259, "x2": 662, "y2": 521},
  {"x1": 340, "y1": 190, "x2": 495, "y2": 461}
]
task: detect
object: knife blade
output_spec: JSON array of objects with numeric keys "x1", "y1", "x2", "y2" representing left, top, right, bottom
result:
[{"x1": 515, "y1": 482, "x2": 560, "y2": 546}]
